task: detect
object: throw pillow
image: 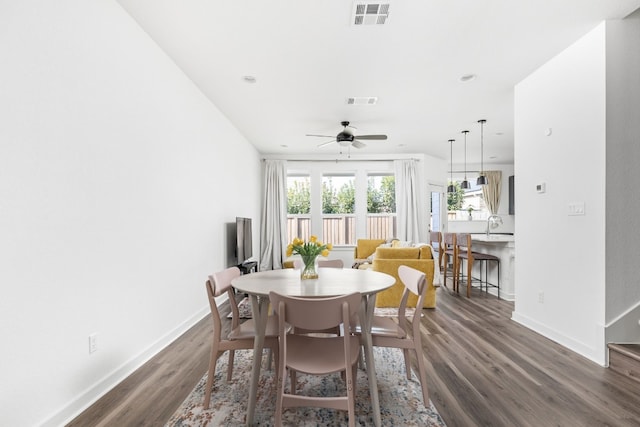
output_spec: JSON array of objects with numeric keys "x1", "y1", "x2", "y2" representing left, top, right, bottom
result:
[{"x1": 392, "y1": 240, "x2": 412, "y2": 248}]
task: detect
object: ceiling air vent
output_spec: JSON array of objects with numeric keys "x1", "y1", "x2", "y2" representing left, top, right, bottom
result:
[
  {"x1": 346, "y1": 97, "x2": 378, "y2": 105},
  {"x1": 352, "y1": 2, "x2": 390, "y2": 26}
]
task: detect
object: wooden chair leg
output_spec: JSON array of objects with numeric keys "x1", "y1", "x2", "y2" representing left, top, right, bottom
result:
[
  {"x1": 346, "y1": 365, "x2": 356, "y2": 427},
  {"x1": 275, "y1": 367, "x2": 286, "y2": 426},
  {"x1": 203, "y1": 347, "x2": 220, "y2": 409},
  {"x1": 403, "y1": 348, "x2": 411, "y2": 380},
  {"x1": 467, "y1": 258, "x2": 472, "y2": 298},
  {"x1": 414, "y1": 348, "x2": 430, "y2": 406},
  {"x1": 442, "y1": 253, "x2": 448, "y2": 288},
  {"x1": 226, "y1": 350, "x2": 235, "y2": 381}
]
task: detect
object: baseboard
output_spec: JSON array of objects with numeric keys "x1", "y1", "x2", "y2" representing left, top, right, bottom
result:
[
  {"x1": 511, "y1": 310, "x2": 605, "y2": 366},
  {"x1": 39, "y1": 306, "x2": 210, "y2": 427}
]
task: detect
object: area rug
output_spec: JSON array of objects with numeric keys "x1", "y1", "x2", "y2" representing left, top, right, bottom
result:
[
  {"x1": 230, "y1": 297, "x2": 418, "y2": 319},
  {"x1": 166, "y1": 347, "x2": 446, "y2": 426},
  {"x1": 228, "y1": 297, "x2": 253, "y2": 319}
]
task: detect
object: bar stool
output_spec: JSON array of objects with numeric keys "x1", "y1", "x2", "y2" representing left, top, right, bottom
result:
[
  {"x1": 441, "y1": 232, "x2": 457, "y2": 289},
  {"x1": 455, "y1": 233, "x2": 500, "y2": 298}
]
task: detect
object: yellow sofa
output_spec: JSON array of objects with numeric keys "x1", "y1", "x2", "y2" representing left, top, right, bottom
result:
[{"x1": 372, "y1": 246, "x2": 436, "y2": 308}]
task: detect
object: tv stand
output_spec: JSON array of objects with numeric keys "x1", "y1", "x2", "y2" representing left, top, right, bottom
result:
[{"x1": 238, "y1": 261, "x2": 257, "y2": 275}]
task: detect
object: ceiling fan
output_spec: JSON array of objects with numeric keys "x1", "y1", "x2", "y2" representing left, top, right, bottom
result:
[{"x1": 306, "y1": 121, "x2": 387, "y2": 149}]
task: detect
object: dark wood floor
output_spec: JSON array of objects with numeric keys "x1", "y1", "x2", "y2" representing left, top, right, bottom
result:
[{"x1": 68, "y1": 287, "x2": 640, "y2": 427}]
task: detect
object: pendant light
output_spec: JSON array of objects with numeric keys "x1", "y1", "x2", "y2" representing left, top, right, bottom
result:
[
  {"x1": 477, "y1": 119, "x2": 487, "y2": 185},
  {"x1": 447, "y1": 139, "x2": 456, "y2": 193},
  {"x1": 460, "y1": 130, "x2": 470, "y2": 189}
]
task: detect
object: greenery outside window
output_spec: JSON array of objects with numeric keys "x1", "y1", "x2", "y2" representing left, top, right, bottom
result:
[
  {"x1": 447, "y1": 173, "x2": 490, "y2": 221},
  {"x1": 287, "y1": 175, "x2": 311, "y2": 242},
  {"x1": 322, "y1": 174, "x2": 355, "y2": 245},
  {"x1": 367, "y1": 174, "x2": 396, "y2": 239}
]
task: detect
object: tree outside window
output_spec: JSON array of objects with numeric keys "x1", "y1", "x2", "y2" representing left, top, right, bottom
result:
[
  {"x1": 287, "y1": 176, "x2": 311, "y2": 242},
  {"x1": 367, "y1": 175, "x2": 396, "y2": 239},
  {"x1": 322, "y1": 175, "x2": 356, "y2": 245}
]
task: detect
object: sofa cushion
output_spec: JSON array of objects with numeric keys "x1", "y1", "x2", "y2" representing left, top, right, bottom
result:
[{"x1": 375, "y1": 247, "x2": 421, "y2": 260}]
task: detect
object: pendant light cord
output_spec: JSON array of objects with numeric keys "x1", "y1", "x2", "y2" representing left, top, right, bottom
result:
[
  {"x1": 448, "y1": 139, "x2": 455, "y2": 192},
  {"x1": 479, "y1": 120, "x2": 485, "y2": 174},
  {"x1": 462, "y1": 130, "x2": 469, "y2": 183}
]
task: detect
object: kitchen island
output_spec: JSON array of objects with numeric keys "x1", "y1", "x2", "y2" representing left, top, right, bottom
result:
[{"x1": 470, "y1": 234, "x2": 515, "y2": 300}]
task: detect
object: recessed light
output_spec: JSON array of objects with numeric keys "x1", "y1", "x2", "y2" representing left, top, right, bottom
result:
[
  {"x1": 280, "y1": 144, "x2": 288, "y2": 148},
  {"x1": 398, "y1": 143, "x2": 405, "y2": 147},
  {"x1": 459, "y1": 74, "x2": 476, "y2": 82},
  {"x1": 495, "y1": 132, "x2": 504, "y2": 136},
  {"x1": 242, "y1": 75, "x2": 257, "y2": 83}
]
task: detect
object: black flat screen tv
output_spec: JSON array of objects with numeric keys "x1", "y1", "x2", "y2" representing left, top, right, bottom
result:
[{"x1": 236, "y1": 217, "x2": 252, "y2": 265}]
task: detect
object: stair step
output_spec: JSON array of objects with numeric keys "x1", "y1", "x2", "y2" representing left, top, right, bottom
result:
[{"x1": 608, "y1": 344, "x2": 640, "y2": 384}]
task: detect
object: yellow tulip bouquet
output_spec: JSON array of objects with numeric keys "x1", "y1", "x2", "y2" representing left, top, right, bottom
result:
[{"x1": 287, "y1": 235, "x2": 332, "y2": 279}]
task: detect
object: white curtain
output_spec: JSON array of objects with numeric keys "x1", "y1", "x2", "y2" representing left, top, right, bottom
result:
[
  {"x1": 394, "y1": 159, "x2": 427, "y2": 243},
  {"x1": 259, "y1": 160, "x2": 288, "y2": 271},
  {"x1": 481, "y1": 170, "x2": 502, "y2": 215}
]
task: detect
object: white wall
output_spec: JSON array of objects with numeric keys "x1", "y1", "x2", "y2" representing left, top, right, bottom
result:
[
  {"x1": 0, "y1": 1, "x2": 261, "y2": 425},
  {"x1": 513, "y1": 24, "x2": 607, "y2": 364},
  {"x1": 604, "y1": 12, "x2": 640, "y2": 324}
]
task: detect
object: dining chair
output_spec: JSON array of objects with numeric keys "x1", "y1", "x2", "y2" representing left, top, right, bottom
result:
[
  {"x1": 442, "y1": 232, "x2": 457, "y2": 289},
  {"x1": 203, "y1": 266, "x2": 281, "y2": 410},
  {"x1": 269, "y1": 291, "x2": 362, "y2": 427},
  {"x1": 358, "y1": 265, "x2": 429, "y2": 405},
  {"x1": 455, "y1": 233, "x2": 501, "y2": 298},
  {"x1": 317, "y1": 259, "x2": 344, "y2": 268}
]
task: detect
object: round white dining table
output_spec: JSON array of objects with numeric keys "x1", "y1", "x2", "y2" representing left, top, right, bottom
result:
[{"x1": 232, "y1": 267, "x2": 394, "y2": 427}]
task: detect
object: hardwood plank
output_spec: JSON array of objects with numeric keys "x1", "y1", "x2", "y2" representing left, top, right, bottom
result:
[{"x1": 68, "y1": 288, "x2": 640, "y2": 427}]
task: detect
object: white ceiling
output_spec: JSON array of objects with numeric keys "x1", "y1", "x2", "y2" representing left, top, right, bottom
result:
[{"x1": 116, "y1": 0, "x2": 640, "y2": 165}]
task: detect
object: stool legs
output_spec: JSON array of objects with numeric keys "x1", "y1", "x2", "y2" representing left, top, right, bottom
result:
[{"x1": 456, "y1": 257, "x2": 500, "y2": 298}]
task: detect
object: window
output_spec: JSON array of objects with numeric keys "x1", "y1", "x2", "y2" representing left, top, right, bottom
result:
[
  {"x1": 447, "y1": 172, "x2": 490, "y2": 221},
  {"x1": 287, "y1": 175, "x2": 311, "y2": 242},
  {"x1": 367, "y1": 174, "x2": 396, "y2": 239},
  {"x1": 283, "y1": 160, "x2": 397, "y2": 248},
  {"x1": 322, "y1": 174, "x2": 355, "y2": 245}
]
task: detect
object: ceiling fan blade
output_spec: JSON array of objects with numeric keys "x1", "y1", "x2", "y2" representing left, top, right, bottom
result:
[
  {"x1": 306, "y1": 134, "x2": 334, "y2": 138},
  {"x1": 352, "y1": 140, "x2": 366, "y2": 149},
  {"x1": 317, "y1": 139, "x2": 337, "y2": 148},
  {"x1": 354, "y1": 134, "x2": 387, "y2": 140}
]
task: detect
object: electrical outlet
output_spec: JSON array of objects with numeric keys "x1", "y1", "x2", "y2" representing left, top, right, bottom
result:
[
  {"x1": 89, "y1": 333, "x2": 98, "y2": 354},
  {"x1": 538, "y1": 292, "x2": 544, "y2": 303}
]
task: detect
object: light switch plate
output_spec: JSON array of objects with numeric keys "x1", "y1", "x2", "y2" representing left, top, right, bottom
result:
[
  {"x1": 536, "y1": 183, "x2": 546, "y2": 193},
  {"x1": 568, "y1": 202, "x2": 585, "y2": 216}
]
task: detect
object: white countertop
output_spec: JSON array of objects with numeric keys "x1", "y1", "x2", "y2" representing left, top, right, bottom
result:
[{"x1": 470, "y1": 234, "x2": 515, "y2": 243}]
